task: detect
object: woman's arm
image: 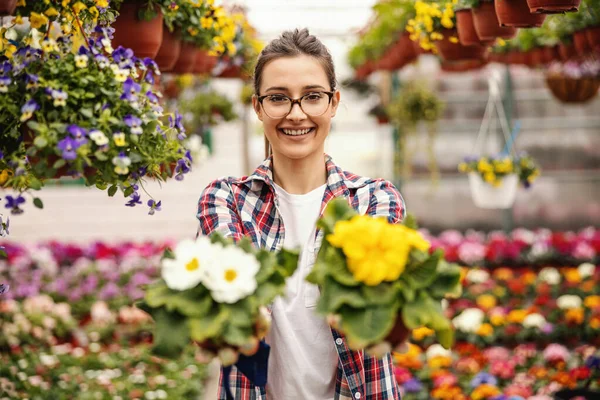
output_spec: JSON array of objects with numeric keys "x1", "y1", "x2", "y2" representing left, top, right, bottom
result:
[
  {"x1": 366, "y1": 179, "x2": 406, "y2": 223},
  {"x1": 196, "y1": 178, "x2": 244, "y2": 242}
]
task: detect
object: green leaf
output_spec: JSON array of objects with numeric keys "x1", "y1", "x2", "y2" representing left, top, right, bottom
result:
[
  {"x1": 123, "y1": 186, "x2": 134, "y2": 197},
  {"x1": 254, "y1": 250, "x2": 277, "y2": 284},
  {"x1": 26, "y1": 120, "x2": 43, "y2": 133},
  {"x1": 403, "y1": 249, "x2": 441, "y2": 289},
  {"x1": 0, "y1": 248, "x2": 6, "y2": 258},
  {"x1": 95, "y1": 181, "x2": 108, "y2": 190},
  {"x1": 28, "y1": 177, "x2": 42, "y2": 190},
  {"x1": 326, "y1": 246, "x2": 360, "y2": 287},
  {"x1": 147, "y1": 307, "x2": 190, "y2": 359},
  {"x1": 130, "y1": 134, "x2": 139, "y2": 144},
  {"x1": 402, "y1": 213, "x2": 419, "y2": 230},
  {"x1": 80, "y1": 108, "x2": 93, "y2": 119},
  {"x1": 223, "y1": 324, "x2": 253, "y2": 347},
  {"x1": 436, "y1": 327, "x2": 454, "y2": 349},
  {"x1": 188, "y1": 306, "x2": 231, "y2": 342},
  {"x1": 33, "y1": 136, "x2": 47, "y2": 148},
  {"x1": 227, "y1": 301, "x2": 254, "y2": 328},
  {"x1": 107, "y1": 185, "x2": 118, "y2": 197},
  {"x1": 429, "y1": 261, "x2": 462, "y2": 299},
  {"x1": 275, "y1": 247, "x2": 300, "y2": 278},
  {"x1": 361, "y1": 282, "x2": 398, "y2": 306},
  {"x1": 254, "y1": 281, "x2": 283, "y2": 306},
  {"x1": 317, "y1": 277, "x2": 367, "y2": 314},
  {"x1": 162, "y1": 247, "x2": 175, "y2": 260},
  {"x1": 94, "y1": 151, "x2": 108, "y2": 161},
  {"x1": 145, "y1": 282, "x2": 211, "y2": 318},
  {"x1": 341, "y1": 305, "x2": 397, "y2": 345},
  {"x1": 53, "y1": 159, "x2": 66, "y2": 169},
  {"x1": 33, "y1": 198, "x2": 44, "y2": 209}
]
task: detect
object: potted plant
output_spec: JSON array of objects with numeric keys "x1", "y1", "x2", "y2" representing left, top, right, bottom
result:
[
  {"x1": 0, "y1": 24, "x2": 191, "y2": 215},
  {"x1": 458, "y1": 153, "x2": 540, "y2": 209},
  {"x1": 471, "y1": 0, "x2": 517, "y2": 41},
  {"x1": 526, "y1": 0, "x2": 581, "y2": 13},
  {"x1": 178, "y1": 89, "x2": 238, "y2": 132},
  {"x1": 455, "y1": 0, "x2": 490, "y2": 45},
  {"x1": 545, "y1": 60, "x2": 600, "y2": 103},
  {"x1": 495, "y1": 0, "x2": 547, "y2": 27},
  {"x1": 0, "y1": 0, "x2": 16, "y2": 16}
]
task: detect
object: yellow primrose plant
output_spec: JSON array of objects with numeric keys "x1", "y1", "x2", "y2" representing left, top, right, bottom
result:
[
  {"x1": 406, "y1": 0, "x2": 458, "y2": 53},
  {"x1": 306, "y1": 199, "x2": 462, "y2": 354},
  {"x1": 139, "y1": 233, "x2": 299, "y2": 362},
  {"x1": 458, "y1": 154, "x2": 540, "y2": 188}
]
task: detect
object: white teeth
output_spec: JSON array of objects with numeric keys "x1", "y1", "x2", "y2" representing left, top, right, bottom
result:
[{"x1": 282, "y1": 128, "x2": 312, "y2": 136}]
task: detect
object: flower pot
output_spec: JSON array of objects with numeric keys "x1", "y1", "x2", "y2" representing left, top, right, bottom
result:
[
  {"x1": 456, "y1": 9, "x2": 483, "y2": 46},
  {"x1": 468, "y1": 172, "x2": 519, "y2": 209},
  {"x1": 111, "y1": 3, "x2": 164, "y2": 59},
  {"x1": 507, "y1": 50, "x2": 527, "y2": 65},
  {"x1": 558, "y1": 42, "x2": 577, "y2": 61},
  {"x1": 545, "y1": 77, "x2": 600, "y2": 103},
  {"x1": 529, "y1": 47, "x2": 546, "y2": 67},
  {"x1": 436, "y1": 29, "x2": 487, "y2": 61},
  {"x1": 573, "y1": 30, "x2": 591, "y2": 55},
  {"x1": 194, "y1": 50, "x2": 218, "y2": 75},
  {"x1": 495, "y1": 0, "x2": 546, "y2": 27},
  {"x1": 218, "y1": 64, "x2": 243, "y2": 79},
  {"x1": 171, "y1": 42, "x2": 199, "y2": 74},
  {"x1": 396, "y1": 33, "x2": 418, "y2": 67},
  {"x1": 441, "y1": 58, "x2": 488, "y2": 72},
  {"x1": 0, "y1": 0, "x2": 17, "y2": 16},
  {"x1": 525, "y1": 0, "x2": 580, "y2": 13},
  {"x1": 585, "y1": 26, "x2": 600, "y2": 51},
  {"x1": 553, "y1": 390, "x2": 600, "y2": 400},
  {"x1": 154, "y1": 28, "x2": 181, "y2": 72},
  {"x1": 472, "y1": 1, "x2": 517, "y2": 41},
  {"x1": 542, "y1": 46, "x2": 559, "y2": 63}
]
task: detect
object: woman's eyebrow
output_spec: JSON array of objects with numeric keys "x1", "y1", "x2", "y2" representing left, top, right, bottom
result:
[
  {"x1": 264, "y1": 84, "x2": 327, "y2": 93},
  {"x1": 265, "y1": 86, "x2": 288, "y2": 93}
]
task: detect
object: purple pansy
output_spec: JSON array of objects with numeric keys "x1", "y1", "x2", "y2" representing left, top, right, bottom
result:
[
  {"x1": 5, "y1": 195, "x2": 25, "y2": 214},
  {"x1": 0, "y1": 283, "x2": 9, "y2": 295},
  {"x1": 20, "y1": 99, "x2": 39, "y2": 122},
  {"x1": 126, "y1": 192, "x2": 142, "y2": 207},
  {"x1": 402, "y1": 378, "x2": 422, "y2": 393},
  {"x1": 470, "y1": 372, "x2": 498, "y2": 388},
  {"x1": 120, "y1": 77, "x2": 141, "y2": 102},
  {"x1": 67, "y1": 124, "x2": 88, "y2": 146},
  {"x1": 57, "y1": 137, "x2": 81, "y2": 160},
  {"x1": 147, "y1": 199, "x2": 161, "y2": 215},
  {"x1": 124, "y1": 115, "x2": 143, "y2": 134}
]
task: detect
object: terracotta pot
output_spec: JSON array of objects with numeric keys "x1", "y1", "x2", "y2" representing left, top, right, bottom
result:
[
  {"x1": 436, "y1": 29, "x2": 487, "y2": 61},
  {"x1": 456, "y1": 9, "x2": 482, "y2": 45},
  {"x1": 0, "y1": 0, "x2": 17, "y2": 16},
  {"x1": 525, "y1": 0, "x2": 580, "y2": 13},
  {"x1": 171, "y1": 42, "x2": 199, "y2": 74},
  {"x1": 163, "y1": 79, "x2": 181, "y2": 99},
  {"x1": 529, "y1": 47, "x2": 546, "y2": 67},
  {"x1": 542, "y1": 46, "x2": 559, "y2": 63},
  {"x1": 585, "y1": 26, "x2": 600, "y2": 51},
  {"x1": 382, "y1": 33, "x2": 417, "y2": 70},
  {"x1": 441, "y1": 58, "x2": 489, "y2": 72},
  {"x1": 573, "y1": 30, "x2": 591, "y2": 55},
  {"x1": 111, "y1": 3, "x2": 164, "y2": 59},
  {"x1": 512, "y1": 51, "x2": 528, "y2": 65},
  {"x1": 558, "y1": 42, "x2": 577, "y2": 61},
  {"x1": 545, "y1": 77, "x2": 600, "y2": 103},
  {"x1": 218, "y1": 64, "x2": 243, "y2": 79},
  {"x1": 194, "y1": 50, "x2": 218, "y2": 74},
  {"x1": 355, "y1": 60, "x2": 376, "y2": 80},
  {"x1": 495, "y1": 0, "x2": 546, "y2": 27},
  {"x1": 154, "y1": 28, "x2": 181, "y2": 72},
  {"x1": 472, "y1": 1, "x2": 517, "y2": 41}
]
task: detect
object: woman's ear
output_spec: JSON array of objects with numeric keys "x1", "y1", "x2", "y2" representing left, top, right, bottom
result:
[
  {"x1": 252, "y1": 95, "x2": 263, "y2": 122},
  {"x1": 331, "y1": 90, "x2": 341, "y2": 118}
]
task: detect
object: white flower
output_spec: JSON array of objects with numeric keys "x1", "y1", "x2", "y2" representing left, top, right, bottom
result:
[
  {"x1": 203, "y1": 246, "x2": 260, "y2": 304},
  {"x1": 426, "y1": 344, "x2": 452, "y2": 360},
  {"x1": 523, "y1": 313, "x2": 546, "y2": 329},
  {"x1": 452, "y1": 308, "x2": 484, "y2": 333},
  {"x1": 466, "y1": 269, "x2": 489, "y2": 284},
  {"x1": 578, "y1": 262, "x2": 596, "y2": 279},
  {"x1": 557, "y1": 294, "x2": 582, "y2": 310},
  {"x1": 90, "y1": 130, "x2": 109, "y2": 146},
  {"x1": 161, "y1": 237, "x2": 216, "y2": 291},
  {"x1": 538, "y1": 267, "x2": 561, "y2": 285}
]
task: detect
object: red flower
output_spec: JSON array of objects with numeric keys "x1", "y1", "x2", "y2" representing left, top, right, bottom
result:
[
  {"x1": 570, "y1": 366, "x2": 591, "y2": 380},
  {"x1": 505, "y1": 324, "x2": 522, "y2": 336},
  {"x1": 507, "y1": 279, "x2": 527, "y2": 295}
]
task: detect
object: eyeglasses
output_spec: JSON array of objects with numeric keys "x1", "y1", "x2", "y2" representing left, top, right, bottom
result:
[{"x1": 257, "y1": 91, "x2": 334, "y2": 119}]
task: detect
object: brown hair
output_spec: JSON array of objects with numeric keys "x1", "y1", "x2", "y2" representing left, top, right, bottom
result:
[{"x1": 254, "y1": 28, "x2": 337, "y2": 158}]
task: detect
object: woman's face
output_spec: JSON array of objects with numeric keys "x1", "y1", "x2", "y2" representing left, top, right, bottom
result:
[{"x1": 253, "y1": 54, "x2": 340, "y2": 161}]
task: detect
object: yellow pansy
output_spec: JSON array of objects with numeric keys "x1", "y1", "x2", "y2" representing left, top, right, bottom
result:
[
  {"x1": 29, "y1": 12, "x2": 49, "y2": 29},
  {"x1": 412, "y1": 326, "x2": 435, "y2": 341},
  {"x1": 45, "y1": 7, "x2": 59, "y2": 17},
  {"x1": 13, "y1": 15, "x2": 23, "y2": 24},
  {"x1": 227, "y1": 43, "x2": 237, "y2": 55},
  {"x1": 113, "y1": 132, "x2": 126, "y2": 147},
  {"x1": 476, "y1": 323, "x2": 493, "y2": 336},
  {"x1": 201, "y1": 16, "x2": 213, "y2": 29},
  {"x1": 95, "y1": 0, "x2": 108, "y2": 7},
  {"x1": 72, "y1": 1, "x2": 87, "y2": 14}
]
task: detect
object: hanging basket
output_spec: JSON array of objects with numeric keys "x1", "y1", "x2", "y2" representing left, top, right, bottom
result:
[
  {"x1": 154, "y1": 28, "x2": 181, "y2": 72},
  {"x1": 545, "y1": 76, "x2": 600, "y2": 103},
  {"x1": 193, "y1": 50, "x2": 218, "y2": 75},
  {"x1": 469, "y1": 172, "x2": 519, "y2": 209},
  {"x1": 0, "y1": 0, "x2": 17, "y2": 16},
  {"x1": 171, "y1": 42, "x2": 199, "y2": 74},
  {"x1": 542, "y1": 46, "x2": 559, "y2": 63},
  {"x1": 495, "y1": 0, "x2": 546, "y2": 27},
  {"x1": 585, "y1": 26, "x2": 600, "y2": 52},
  {"x1": 111, "y1": 3, "x2": 163, "y2": 59},
  {"x1": 525, "y1": 0, "x2": 580, "y2": 13},
  {"x1": 558, "y1": 42, "x2": 577, "y2": 61},
  {"x1": 472, "y1": 1, "x2": 517, "y2": 41},
  {"x1": 436, "y1": 29, "x2": 487, "y2": 61},
  {"x1": 456, "y1": 9, "x2": 482, "y2": 46}
]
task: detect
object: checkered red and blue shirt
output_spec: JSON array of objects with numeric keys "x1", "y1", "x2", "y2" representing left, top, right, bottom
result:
[{"x1": 196, "y1": 154, "x2": 405, "y2": 400}]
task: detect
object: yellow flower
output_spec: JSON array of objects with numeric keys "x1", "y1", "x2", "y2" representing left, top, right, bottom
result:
[
  {"x1": 0, "y1": 169, "x2": 13, "y2": 186},
  {"x1": 584, "y1": 295, "x2": 600, "y2": 309},
  {"x1": 29, "y1": 12, "x2": 49, "y2": 29},
  {"x1": 471, "y1": 384, "x2": 500, "y2": 400},
  {"x1": 114, "y1": 69, "x2": 129, "y2": 82},
  {"x1": 326, "y1": 215, "x2": 430, "y2": 286},
  {"x1": 449, "y1": 36, "x2": 459, "y2": 44},
  {"x1": 476, "y1": 323, "x2": 493, "y2": 336},
  {"x1": 412, "y1": 326, "x2": 435, "y2": 341},
  {"x1": 95, "y1": 0, "x2": 108, "y2": 7},
  {"x1": 564, "y1": 269, "x2": 581, "y2": 283},
  {"x1": 484, "y1": 172, "x2": 496, "y2": 183},
  {"x1": 565, "y1": 308, "x2": 584, "y2": 325},
  {"x1": 17, "y1": 0, "x2": 25, "y2": 6},
  {"x1": 201, "y1": 16, "x2": 213, "y2": 29},
  {"x1": 113, "y1": 132, "x2": 126, "y2": 147},
  {"x1": 227, "y1": 43, "x2": 237, "y2": 55},
  {"x1": 75, "y1": 54, "x2": 88, "y2": 68},
  {"x1": 428, "y1": 355, "x2": 452, "y2": 369},
  {"x1": 476, "y1": 294, "x2": 497, "y2": 310},
  {"x1": 72, "y1": 1, "x2": 87, "y2": 14},
  {"x1": 507, "y1": 309, "x2": 528, "y2": 324},
  {"x1": 497, "y1": 38, "x2": 506, "y2": 46},
  {"x1": 490, "y1": 314, "x2": 505, "y2": 326},
  {"x1": 45, "y1": 7, "x2": 59, "y2": 17},
  {"x1": 13, "y1": 15, "x2": 23, "y2": 24},
  {"x1": 477, "y1": 159, "x2": 492, "y2": 173}
]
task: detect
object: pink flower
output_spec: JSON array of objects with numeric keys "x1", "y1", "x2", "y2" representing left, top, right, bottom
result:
[
  {"x1": 490, "y1": 359, "x2": 516, "y2": 379},
  {"x1": 394, "y1": 367, "x2": 412, "y2": 384},
  {"x1": 513, "y1": 372, "x2": 535, "y2": 387},
  {"x1": 433, "y1": 373, "x2": 457, "y2": 388},
  {"x1": 528, "y1": 396, "x2": 553, "y2": 400},
  {"x1": 543, "y1": 344, "x2": 570, "y2": 363},
  {"x1": 458, "y1": 242, "x2": 487, "y2": 265},
  {"x1": 573, "y1": 241, "x2": 596, "y2": 260},
  {"x1": 504, "y1": 384, "x2": 532, "y2": 398},
  {"x1": 484, "y1": 346, "x2": 510, "y2": 363},
  {"x1": 439, "y1": 230, "x2": 464, "y2": 245}
]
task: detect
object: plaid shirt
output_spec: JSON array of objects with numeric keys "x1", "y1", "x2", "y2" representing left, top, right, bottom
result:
[{"x1": 197, "y1": 154, "x2": 406, "y2": 400}]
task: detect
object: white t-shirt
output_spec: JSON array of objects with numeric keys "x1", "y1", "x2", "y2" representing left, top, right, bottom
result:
[{"x1": 266, "y1": 182, "x2": 338, "y2": 400}]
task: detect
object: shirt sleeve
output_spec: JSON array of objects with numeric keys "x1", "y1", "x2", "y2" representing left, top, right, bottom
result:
[
  {"x1": 366, "y1": 179, "x2": 406, "y2": 224},
  {"x1": 196, "y1": 178, "x2": 244, "y2": 242}
]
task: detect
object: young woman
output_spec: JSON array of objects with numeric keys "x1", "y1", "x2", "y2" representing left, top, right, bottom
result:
[{"x1": 197, "y1": 28, "x2": 406, "y2": 400}]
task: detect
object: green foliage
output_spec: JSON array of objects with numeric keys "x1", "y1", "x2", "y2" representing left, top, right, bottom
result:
[
  {"x1": 306, "y1": 198, "x2": 462, "y2": 351},
  {"x1": 178, "y1": 90, "x2": 238, "y2": 133},
  {"x1": 454, "y1": 0, "x2": 480, "y2": 10},
  {"x1": 387, "y1": 82, "x2": 444, "y2": 126}
]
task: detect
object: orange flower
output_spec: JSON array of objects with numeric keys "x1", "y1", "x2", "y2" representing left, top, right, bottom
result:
[
  {"x1": 428, "y1": 356, "x2": 453, "y2": 369},
  {"x1": 394, "y1": 344, "x2": 423, "y2": 370},
  {"x1": 431, "y1": 386, "x2": 464, "y2": 400},
  {"x1": 529, "y1": 366, "x2": 548, "y2": 379},
  {"x1": 584, "y1": 295, "x2": 600, "y2": 309},
  {"x1": 552, "y1": 371, "x2": 576, "y2": 388},
  {"x1": 582, "y1": 280, "x2": 596, "y2": 292},
  {"x1": 493, "y1": 267, "x2": 513, "y2": 281},
  {"x1": 565, "y1": 308, "x2": 584, "y2": 325},
  {"x1": 476, "y1": 323, "x2": 494, "y2": 337},
  {"x1": 507, "y1": 309, "x2": 528, "y2": 324},
  {"x1": 471, "y1": 384, "x2": 501, "y2": 400},
  {"x1": 412, "y1": 326, "x2": 435, "y2": 341},
  {"x1": 477, "y1": 294, "x2": 497, "y2": 310},
  {"x1": 590, "y1": 316, "x2": 600, "y2": 330},
  {"x1": 490, "y1": 314, "x2": 506, "y2": 326},
  {"x1": 564, "y1": 269, "x2": 581, "y2": 284},
  {"x1": 522, "y1": 271, "x2": 536, "y2": 285}
]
